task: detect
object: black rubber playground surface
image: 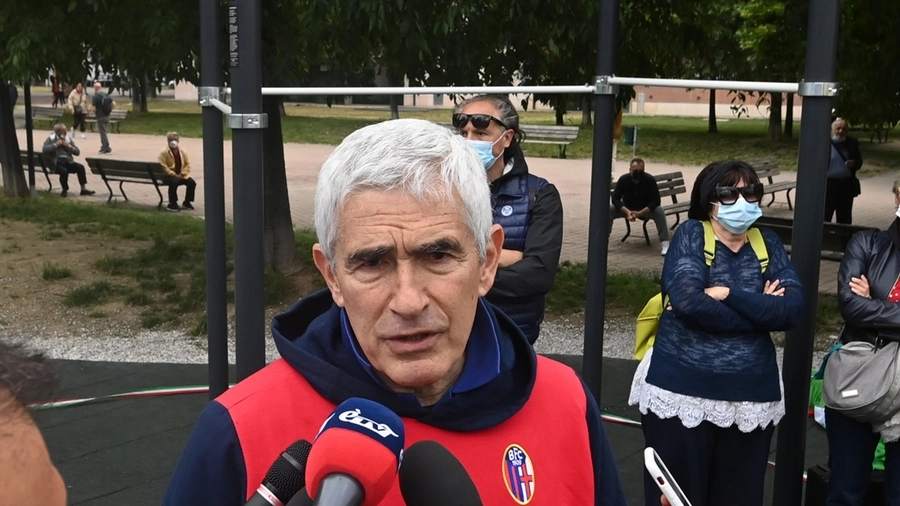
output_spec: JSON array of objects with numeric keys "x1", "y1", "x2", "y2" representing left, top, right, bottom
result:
[{"x1": 34, "y1": 356, "x2": 829, "y2": 505}]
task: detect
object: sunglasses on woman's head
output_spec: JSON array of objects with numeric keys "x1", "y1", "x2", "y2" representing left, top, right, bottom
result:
[
  {"x1": 715, "y1": 184, "x2": 764, "y2": 205},
  {"x1": 452, "y1": 113, "x2": 507, "y2": 130}
]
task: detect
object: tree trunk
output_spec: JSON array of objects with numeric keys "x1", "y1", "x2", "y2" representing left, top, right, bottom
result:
[
  {"x1": 0, "y1": 78, "x2": 27, "y2": 197},
  {"x1": 767, "y1": 92, "x2": 783, "y2": 140},
  {"x1": 261, "y1": 95, "x2": 300, "y2": 273},
  {"x1": 707, "y1": 92, "x2": 718, "y2": 134},
  {"x1": 388, "y1": 69, "x2": 402, "y2": 120},
  {"x1": 784, "y1": 93, "x2": 794, "y2": 139},
  {"x1": 581, "y1": 95, "x2": 592, "y2": 126}
]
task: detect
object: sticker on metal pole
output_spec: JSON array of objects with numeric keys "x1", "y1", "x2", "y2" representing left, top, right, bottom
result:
[{"x1": 228, "y1": 5, "x2": 239, "y2": 68}]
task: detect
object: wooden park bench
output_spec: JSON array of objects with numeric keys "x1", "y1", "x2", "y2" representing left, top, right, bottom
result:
[
  {"x1": 747, "y1": 157, "x2": 797, "y2": 210},
  {"x1": 85, "y1": 157, "x2": 167, "y2": 208},
  {"x1": 30, "y1": 106, "x2": 65, "y2": 129},
  {"x1": 19, "y1": 150, "x2": 54, "y2": 191},
  {"x1": 520, "y1": 124, "x2": 580, "y2": 159},
  {"x1": 755, "y1": 215, "x2": 877, "y2": 261},
  {"x1": 86, "y1": 109, "x2": 128, "y2": 134},
  {"x1": 618, "y1": 171, "x2": 689, "y2": 245}
]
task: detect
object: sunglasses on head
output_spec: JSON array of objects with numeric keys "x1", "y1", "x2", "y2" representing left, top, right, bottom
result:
[
  {"x1": 715, "y1": 184, "x2": 764, "y2": 205},
  {"x1": 452, "y1": 113, "x2": 507, "y2": 130}
]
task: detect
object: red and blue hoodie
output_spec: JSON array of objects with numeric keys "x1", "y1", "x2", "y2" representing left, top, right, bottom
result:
[{"x1": 163, "y1": 289, "x2": 627, "y2": 505}]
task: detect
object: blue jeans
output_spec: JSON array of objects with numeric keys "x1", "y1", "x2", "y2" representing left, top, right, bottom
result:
[{"x1": 825, "y1": 407, "x2": 900, "y2": 506}]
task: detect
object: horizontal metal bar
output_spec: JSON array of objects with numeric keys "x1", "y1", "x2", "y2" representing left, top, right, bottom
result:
[
  {"x1": 223, "y1": 85, "x2": 596, "y2": 96},
  {"x1": 221, "y1": 77, "x2": 799, "y2": 97},
  {"x1": 209, "y1": 98, "x2": 232, "y2": 114},
  {"x1": 607, "y1": 76, "x2": 799, "y2": 94}
]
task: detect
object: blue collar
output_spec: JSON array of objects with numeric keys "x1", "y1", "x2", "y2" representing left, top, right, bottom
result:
[{"x1": 340, "y1": 298, "x2": 502, "y2": 405}]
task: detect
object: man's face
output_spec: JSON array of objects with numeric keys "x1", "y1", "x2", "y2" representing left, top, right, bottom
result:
[
  {"x1": 630, "y1": 162, "x2": 645, "y2": 179},
  {"x1": 93, "y1": 82, "x2": 101, "y2": 92},
  {"x1": 57, "y1": 128, "x2": 67, "y2": 138},
  {"x1": 313, "y1": 189, "x2": 502, "y2": 402},
  {"x1": 0, "y1": 407, "x2": 67, "y2": 506},
  {"x1": 832, "y1": 121, "x2": 848, "y2": 139}
]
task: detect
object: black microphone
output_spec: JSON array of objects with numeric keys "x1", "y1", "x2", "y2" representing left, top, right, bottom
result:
[
  {"x1": 285, "y1": 487, "x2": 313, "y2": 506},
  {"x1": 399, "y1": 440, "x2": 483, "y2": 506},
  {"x1": 245, "y1": 439, "x2": 313, "y2": 506}
]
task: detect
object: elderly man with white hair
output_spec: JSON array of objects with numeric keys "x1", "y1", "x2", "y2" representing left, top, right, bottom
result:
[{"x1": 163, "y1": 119, "x2": 627, "y2": 506}]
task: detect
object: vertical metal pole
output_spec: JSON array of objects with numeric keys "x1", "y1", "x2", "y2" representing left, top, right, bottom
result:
[
  {"x1": 24, "y1": 83, "x2": 35, "y2": 195},
  {"x1": 582, "y1": 0, "x2": 619, "y2": 402},
  {"x1": 200, "y1": 0, "x2": 229, "y2": 398},
  {"x1": 229, "y1": 0, "x2": 267, "y2": 380},
  {"x1": 772, "y1": 1, "x2": 840, "y2": 504}
]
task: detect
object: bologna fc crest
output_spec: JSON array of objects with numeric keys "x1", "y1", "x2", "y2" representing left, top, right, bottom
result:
[{"x1": 502, "y1": 444, "x2": 535, "y2": 504}]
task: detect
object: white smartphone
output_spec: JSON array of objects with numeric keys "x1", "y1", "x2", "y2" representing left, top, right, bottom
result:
[{"x1": 644, "y1": 447, "x2": 693, "y2": 506}]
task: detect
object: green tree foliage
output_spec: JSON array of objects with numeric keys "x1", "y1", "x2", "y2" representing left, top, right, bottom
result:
[
  {"x1": 736, "y1": 0, "x2": 806, "y2": 139},
  {"x1": 833, "y1": 0, "x2": 900, "y2": 141}
]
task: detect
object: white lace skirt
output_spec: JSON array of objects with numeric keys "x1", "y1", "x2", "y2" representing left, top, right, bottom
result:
[{"x1": 628, "y1": 348, "x2": 786, "y2": 433}]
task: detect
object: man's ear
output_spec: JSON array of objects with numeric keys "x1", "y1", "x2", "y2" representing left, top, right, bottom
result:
[
  {"x1": 500, "y1": 129, "x2": 514, "y2": 150},
  {"x1": 312, "y1": 244, "x2": 345, "y2": 307},
  {"x1": 479, "y1": 224, "x2": 505, "y2": 296}
]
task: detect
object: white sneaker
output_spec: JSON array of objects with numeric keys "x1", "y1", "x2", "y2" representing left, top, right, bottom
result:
[
  {"x1": 80, "y1": 133, "x2": 86, "y2": 139},
  {"x1": 661, "y1": 240, "x2": 670, "y2": 256}
]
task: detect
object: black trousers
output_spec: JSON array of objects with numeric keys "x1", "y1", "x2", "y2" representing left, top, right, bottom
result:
[
  {"x1": 825, "y1": 407, "x2": 900, "y2": 506},
  {"x1": 72, "y1": 112, "x2": 87, "y2": 132},
  {"x1": 56, "y1": 160, "x2": 87, "y2": 190},
  {"x1": 166, "y1": 176, "x2": 197, "y2": 204},
  {"x1": 641, "y1": 411, "x2": 775, "y2": 506},
  {"x1": 824, "y1": 178, "x2": 856, "y2": 224}
]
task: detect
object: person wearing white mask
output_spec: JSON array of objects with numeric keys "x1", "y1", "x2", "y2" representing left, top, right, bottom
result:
[
  {"x1": 158, "y1": 132, "x2": 197, "y2": 212},
  {"x1": 825, "y1": 117, "x2": 864, "y2": 224},
  {"x1": 629, "y1": 160, "x2": 803, "y2": 506},
  {"x1": 452, "y1": 95, "x2": 563, "y2": 345}
]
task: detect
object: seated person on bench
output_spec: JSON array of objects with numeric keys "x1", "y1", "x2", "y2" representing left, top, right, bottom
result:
[
  {"x1": 610, "y1": 158, "x2": 670, "y2": 255},
  {"x1": 40, "y1": 123, "x2": 95, "y2": 198},
  {"x1": 158, "y1": 132, "x2": 197, "y2": 212}
]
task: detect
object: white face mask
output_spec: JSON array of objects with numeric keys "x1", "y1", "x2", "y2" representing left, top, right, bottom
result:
[{"x1": 169, "y1": 140, "x2": 179, "y2": 149}]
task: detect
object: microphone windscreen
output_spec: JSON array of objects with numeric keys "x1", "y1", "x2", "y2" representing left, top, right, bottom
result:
[
  {"x1": 399, "y1": 440, "x2": 483, "y2": 506},
  {"x1": 305, "y1": 398, "x2": 405, "y2": 506},
  {"x1": 263, "y1": 439, "x2": 313, "y2": 502}
]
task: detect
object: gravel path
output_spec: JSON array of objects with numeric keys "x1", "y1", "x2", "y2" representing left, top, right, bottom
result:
[{"x1": 7, "y1": 314, "x2": 829, "y2": 373}]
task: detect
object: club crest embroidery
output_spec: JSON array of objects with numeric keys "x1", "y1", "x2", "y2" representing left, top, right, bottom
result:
[{"x1": 502, "y1": 444, "x2": 535, "y2": 504}]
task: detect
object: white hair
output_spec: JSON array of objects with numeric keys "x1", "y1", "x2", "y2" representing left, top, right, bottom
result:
[{"x1": 314, "y1": 118, "x2": 492, "y2": 265}]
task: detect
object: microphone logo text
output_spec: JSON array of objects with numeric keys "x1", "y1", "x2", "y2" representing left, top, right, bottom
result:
[{"x1": 339, "y1": 409, "x2": 400, "y2": 438}]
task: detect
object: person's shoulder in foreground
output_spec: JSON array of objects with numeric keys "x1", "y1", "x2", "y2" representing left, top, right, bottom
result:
[{"x1": 163, "y1": 118, "x2": 626, "y2": 506}]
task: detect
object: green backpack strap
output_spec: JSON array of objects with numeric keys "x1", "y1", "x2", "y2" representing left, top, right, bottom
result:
[
  {"x1": 747, "y1": 227, "x2": 768, "y2": 273},
  {"x1": 701, "y1": 220, "x2": 768, "y2": 272}
]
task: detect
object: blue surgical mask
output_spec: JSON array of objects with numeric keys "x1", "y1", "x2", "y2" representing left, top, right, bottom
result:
[
  {"x1": 467, "y1": 136, "x2": 504, "y2": 169},
  {"x1": 712, "y1": 197, "x2": 762, "y2": 234}
]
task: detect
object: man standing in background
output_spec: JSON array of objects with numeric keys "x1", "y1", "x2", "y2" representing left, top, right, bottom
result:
[
  {"x1": 824, "y1": 117, "x2": 863, "y2": 224},
  {"x1": 91, "y1": 81, "x2": 115, "y2": 154}
]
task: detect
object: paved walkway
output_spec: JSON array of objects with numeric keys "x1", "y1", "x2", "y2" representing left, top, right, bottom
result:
[{"x1": 16, "y1": 125, "x2": 899, "y2": 294}]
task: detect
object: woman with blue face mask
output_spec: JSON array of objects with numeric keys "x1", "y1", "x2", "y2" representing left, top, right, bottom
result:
[
  {"x1": 451, "y1": 95, "x2": 563, "y2": 345},
  {"x1": 628, "y1": 160, "x2": 804, "y2": 506}
]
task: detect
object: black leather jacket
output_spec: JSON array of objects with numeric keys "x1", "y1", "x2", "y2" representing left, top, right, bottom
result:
[{"x1": 838, "y1": 220, "x2": 900, "y2": 344}]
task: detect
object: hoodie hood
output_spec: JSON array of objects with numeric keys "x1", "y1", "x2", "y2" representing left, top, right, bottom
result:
[{"x1": 271, "y1": 289, "x2": 537, "y2": 431}]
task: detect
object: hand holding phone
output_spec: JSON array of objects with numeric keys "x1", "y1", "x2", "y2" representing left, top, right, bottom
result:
[{"x1": 644, "y1": 447, "x2": 692, "y2": 506}]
